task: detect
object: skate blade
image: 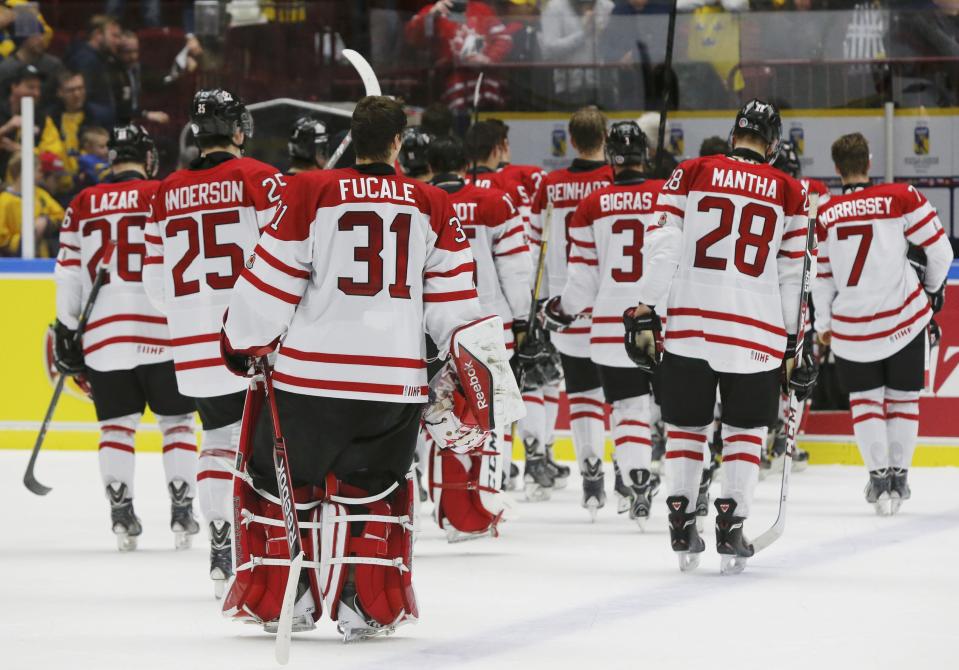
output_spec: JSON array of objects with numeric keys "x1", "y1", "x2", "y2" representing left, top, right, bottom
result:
[
  {"x1": 523, "y1": 483, "x2": 552, "y2": 502},
  {"x1": 696, "y1": 516, "x2": 704, "y2": 533},
  {"x1": 444, "y1": 528, "x2": 493, "y2": 544},
  {"x1": 676, "y1": 551, "x2": 700, "y2": 572},
  {"x1": 264, "y1": 616, "x2": 316, "y2": 634},
  {"x1": 174, "y1": 531, "x2": 193, "y2": 550},
  {"x1": 632, "y1": 515, "x2": 648, "y2": 532},
  {"x1": 213, "y1": 578, "x2": 226, "y2": 600},
  {"x1": 873, "y1": 493, "x2": 892, "y2": 517},
  {"x1": 889, "y1": 492, "x2": 903, "y2": 516},
  {"x1": 553, "y1": 476, "x2": 569, "y2": 490},
  {"x1": 115, "y1": 533, "x2": 138, "y2": 552},
  {"x1": 339, "y1": 623, "x2": 396, "y2": 644},
  {"x1": 720, "y1": 555, "x2": 748, "y2": 575},
  {"x1": 584, "y1": 500, "x2": 601, "y2": 522}
]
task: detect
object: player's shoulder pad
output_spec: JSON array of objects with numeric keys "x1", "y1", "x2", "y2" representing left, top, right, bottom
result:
[
  {"x1": 476, "y1": 185, "x2": 515, "y2": 225},
  {"x1": 779, "y1": 171, "x2": 808, "y2": 216}
]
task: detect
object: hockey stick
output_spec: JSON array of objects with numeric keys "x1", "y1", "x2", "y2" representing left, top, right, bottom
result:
[
  {"x1": 326, "y1": 49, "x2": 382, "y2": 169},
  {"x1": 470, "y1": 71, "x2": 484, "y2": 183},
  {"x1": 525, "y1": 202, "x2": 553, "y2": 339},
  {"x1": 254, "y1": 356, "x2": 305, "y2": 665},
  {"x1": 654, "y1": 0, "x2": 678, "y2": 176},
  {"x1": 24, "y1": 241, "x2": 116, "y2": 496},
  {"x1": 752, "y1": 193, "x2": 820, "y2": 553}
]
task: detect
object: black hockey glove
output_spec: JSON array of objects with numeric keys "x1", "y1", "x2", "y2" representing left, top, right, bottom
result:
[
  {"x1": 515, "y1": 321, "x2": 550, "y2": 391},
  {"x1": 786, "y1": 350, "x2": 818, "y2": 403},
  {"x1": 53, "y1": 320, "x2": 85, "y2": 376},
  {"x1": 539, "y1": 296, "x2": 575, "y2": 333},
  {"x1": 623, "y1": 306, "x2": 662, "y2": 373},
  {"x1": 926, "y1": 282, "x2": 946, "y2": 314}
]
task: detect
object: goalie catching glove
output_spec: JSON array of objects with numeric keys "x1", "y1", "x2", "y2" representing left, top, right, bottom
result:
[
  {"x1": 423, "y1": 316, "x2": 525, "y2": 453},
  {"x1": 623, "y1": 306, "x2": 662, "y2": 373}
]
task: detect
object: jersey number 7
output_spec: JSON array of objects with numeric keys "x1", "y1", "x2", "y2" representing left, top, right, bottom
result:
[{"x1": 836, "y1": 224, "x2": 872, "y2": 287}]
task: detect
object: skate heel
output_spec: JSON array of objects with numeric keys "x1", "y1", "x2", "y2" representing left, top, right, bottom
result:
[
  {"x1": 523, "y1": 441, "x2": 554, "y2": 502},
  {"x1": 173, "y1": 528, "x2": 193, "y2": 550},
  {"x1": 715, "y1": 498, "x2": 754, "y2": 576},
  {"x1": 169, "y1": 479, "x2": 200, "y2": 551},
  {"x1": 581, "y1": 458, "x2": 606, "y2": 522},
  {"x1": 720, "y1": 555, "x2": 749, "y2": 575},
  {"x1": 107, "y1": 482, "x2": 141, "y2": 553},
  {"x1": 209, "y1": 520, "x2": 233, "y2": 599},
  {"x1": 545, "y1": 443, "x2": 569, "y2": 490},
  {"x1": 865, "y1": 470, "x2": 893, "y2": 517},
  {"x1": 114, "y1": 530, "x2": 138, "y2": 552},
  {"x1": 667, "y1": 495, "x2": 704, "y2": 572}
]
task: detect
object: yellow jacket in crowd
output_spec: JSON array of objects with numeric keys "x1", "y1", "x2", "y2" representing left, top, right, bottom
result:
[{"x1": 0, "y1": 185, "x2": 64, "y2": 257}]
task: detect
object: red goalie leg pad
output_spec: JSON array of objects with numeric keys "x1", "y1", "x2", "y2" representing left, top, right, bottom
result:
[{"x1": 429, "y1": 443, "x2": 501, "y2": 535}]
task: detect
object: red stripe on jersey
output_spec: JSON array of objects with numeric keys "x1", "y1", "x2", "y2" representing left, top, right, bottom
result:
[
  {"x1": 919, "y1": 228, "x2": 945, "y2": 247},
  {"x1": 99, "y1": 441, "x2": 135, "y2": 453},
  {"x1": 84, "y1": 335, "x2": 168, "y2": 355},
  {"x1": 590, "y1": 337, "x2": 623, "y2": 345},
  {"x1": 198, "y1": 471, "x2": 233, "y2": 481},
  {"x1": 162, "y1": 442, "x2": 197, "y2": 453},
  {"x1": 494, "y1": 246, "x2": 530, "y2": 257},
  {"x1": 668, "y1": 430, "x2": 708, "y2": 442},
  {"x1": 724, "y1": 434, "x2": 764, "y2": 446},
  {"x1": 498, "y1": 225, "x2": 525, "y2": 241},
  {"x1": 423, "y1": 289, "x2": 478, "y2": 302},
  {"x1": 241, "y1": 268, "x2": 301, "y2": 305},
  {"x1": 169, "y1": 332, "x2": 220, "y2": 346},
  {"x1": 102, "y1": 424, "x2": 136, "y2": 434},
  {"x1": 777, "y1": 250, "x2": 806, "y2": 259},
  {"x1": 280, "y1": 347, "x2": 426, "y2": 369},
  {"x1": 60, "y1": 242, "x2": 80, "y2": 251},
  {"x1": 667, "y1": 307, "x2": 787, "y2": 337},
  {"x1": 852, "y1": 412, "x2": 885, "y2": 424},
  {"x1": 659, "y1": 204, "x2": 684, "y2": 218},
  {"x1": 522, "y1": 395, "x2": 544, "y2": 405},
  {"x1": 57, "y1": 259, "x2": 81, "y2": 267},
  {"x1": 832, "y1": 285, "x2": 924, "y2": 324},
  {"x1": 569, "y1": 257, "x2": 598, "y2": 266},
  {"x1": 570, "y1": 396, "x2": 605, "y2": 409},
  {"x1": 272, "y1": 371, "x2": 429, "y2": 397},
  {"x1": 665, "y1": 450, "x2": 703, "y2": 460},
  {"x1": 590, "y1": 316, "x2": 621, "y2": 324},
  {"x1": 425, "y1": 262, "x2": 474, "y2": 279},
  {"x1": 886, "y1": 412, "x2": 919, "y2": 421},
  {"x1": 619, "y1": 420, "x2": 650, "y2": 428},
  {"x1": 143, "y1": 256, "x2": 163, "y2": 265},
  {"x1": 905, "y1": 211, "x2": 935, "y2": 236},
  {"x1": 615, "y1": 436, "x2": 652, "y2": 446},
  {"x1": 782, "y1": 228, "x2": 807, "y2": 241},
  {"x1": 667, "y1": 330, "x2": 784, "y2": 358},
  {"x1": 144, "y1": 234, "x2": 162, "y2": 245},
  {"x1": 86, "y1": 313, "x2": 168, "y2": 332},
  {"x1": 571, "y1": 240, "x2": 597, "y2": 249},
  {"x1": 832, "y1": 304, "x2": 931, "y2": 341},
  {"x1": 885, "y1": 398, "x2": 918, "y2": 405},
  {"x1": 175, "y1": 357, "x2": 224, "y2": 372},
  {"x1": 564, "y1": 327, "x2": 590, "y2": 334},
  {"x1": 255, "y1": 244, "x2": 311, "y2": 280},
  {"x1": 569, "y1": 411, "x2": 605, "y2": 422},
  {"x1": 723, "y1": 452, "x2": 761, "y2": 465}
]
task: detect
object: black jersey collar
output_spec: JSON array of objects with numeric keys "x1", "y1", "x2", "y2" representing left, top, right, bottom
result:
[
  {"x1": 353, "y1": 162, "x2": 396, "y2": 176},
  {"x1": 842, "y1": 182, "x2": 871, "y2": 194},
  {"x1": 569, "y1": 158, "x2": 608, "y2": 173},
  {"x1": 728, "y1": 147, "x2": 767, "y2": 164},
  {"x1": 430, "y1": 173, "x2": 465, "y2": 193},
  {"x1": 614, "y1": 168, "x2": 646, "y2": 185},
  {"x1": 105, "y1": 169, "x2": 146, "y2": 183},
  {"x1": 190, "y1": 152, "x2": 237, "y2": 170}
]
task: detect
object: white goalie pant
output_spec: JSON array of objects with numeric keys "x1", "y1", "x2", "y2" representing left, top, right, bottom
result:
[{"x1": 197, "y1": 420, "x2": 239, "y2": 524}]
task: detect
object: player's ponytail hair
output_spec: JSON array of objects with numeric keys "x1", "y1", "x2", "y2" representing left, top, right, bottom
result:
[
  {"x1": 831, "y1": 132, "x2": 870, "y2": 179},
  {"x1": 568, "y1": 107, "x2": 608, "y2": 155},
  {"x1": 351, "y1": 96, "x2": 407, "y2": 163}
]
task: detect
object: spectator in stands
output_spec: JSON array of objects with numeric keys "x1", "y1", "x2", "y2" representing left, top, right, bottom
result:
[
  {"x1": 404, "y1": 1, "x2": 514, "y2": 110},
  {"x1": 0, "y1": 1, "x2": 54, "y2": 60},
  {"x1": 39, "y1": 150, "x2": 73, "y2": 208},
  {"x1": 65, "y1": 15, "x2": 124, "y2": 128},
  {"x1": 539, "y1": 0, "x2": 615, "y2": 106},
  {"x1": 44, "y1": 71, "x2": 95, "y2": 180},
  {"x1": 0, "y1": 17, "x2": 65, "y2": 109},
  {"x1": 116, "y1": 30, "x2": 169, "y2": 125},
  {"x1": 0, "y1": 152, "x2": 65, "y2": 258},
  {"x1": 105, "y1": 0, "x2": 161, "y2": 28},
  {"x1": 421, "y1": 101, "x2": 454, "y2": 138},
  {"x1": 76, "y1": 126, "x2": 110, "y2": 189},
  {"x1": 0, "y1": 63, "x2": 65, "y2": 179},
  {"x1": 699, "y1": 135, "x2": 730, "y2": 156}
]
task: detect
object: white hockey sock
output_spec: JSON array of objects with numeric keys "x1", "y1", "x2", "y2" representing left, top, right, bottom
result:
[
  {"x1": 850, "y1": 387, "x2": 889, "y2": 471},
  {"x1": 664, "y1": 424, "x2": 709, "y2": 513},
  {"x1": 197, "y1": 421, "x2": 239, "y2": 524},
  {"x1": 567, "y1": 388, "x2": 606, "y2": 468},
  {"x1": 611, "y1": 395, "x2": 652, "y2": 474},
  {"x1": 720, "y1": 424, "x2": 766, "y2": 518},
  {"x1": 885, "y1": 388, "x2": 920, "y2": 470},
  {"x1": 544, "y1": 385, "x2": 560, "y2": 449},
  {"x1": 98, "y1": 412, "x2": 141, "y2": 497},
  {"x1": 518, "y1": 389, "x2": 547, "y2": 454},
  {"x1": 157, "y1": 413, "x2": 198, "y2": 496}
]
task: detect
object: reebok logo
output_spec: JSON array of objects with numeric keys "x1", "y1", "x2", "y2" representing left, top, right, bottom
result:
[{"x1": 463, "y1": 358, "x2": 488, "y2": 410}]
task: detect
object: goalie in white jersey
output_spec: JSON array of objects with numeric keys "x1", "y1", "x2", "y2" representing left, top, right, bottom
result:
[
  {"x1": 814, "y1": 133, "x2": 953, "y2": 515},
  {"x1": 625, "y1": 100, "x2": 816, "y2": 572},
  {"x1": 220, "y1": 96, "x2": 521, "y2": 640},
  {"x1": 143, "y1": 88, "x2": 285, "y2": 596},
  {"x1": 55, "y1": 124, "x2": 200, "y2": 553}
]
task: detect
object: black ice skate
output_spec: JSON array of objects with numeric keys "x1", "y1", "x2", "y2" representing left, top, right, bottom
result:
[
  {"x1": 107, "y1": 482, "x2": 141, "y2": 552},
  {"x1": 627, "y1": 469, "x2": 654, "y2": 530},
  {"x1": 168, "y1": 479, "x2": 200, "y2": 550},
  {"x1": 666, "y1": 495, "x2": 705, "y2": 572},
  {"x1": 715, "y1": 498, "x2": 754, "y2": 575},
  {"x1": 865, "y1": 468, "x2": 892, "y2": 516},
  {"x1": 545, "y1": 442, "x2": 570, "y2": 489},
  {"x1": 210, "y1": 520, "x2": 233, "y2": 599},
  {"x1": 613, "y1": 462, "x2": 633, "y2": 514},
  {"x1": 889, "y1": 468, "x2": 911, "y2": 515},
  {"x1": 523, "y1": 439, "x2": 554, "y2": 502},
  {"x1": 581, "y1": 458, "x2": 606, "y2": 521}
]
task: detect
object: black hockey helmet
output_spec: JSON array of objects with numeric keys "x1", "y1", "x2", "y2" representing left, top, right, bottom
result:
[
  {"x1": 288, "y1": 115, "x2": 329, "y2": 164},
  {"x1": 427, "y1": 134, "x2": 467, "y2": 175},
  {"x1": 731, "y1": 98, "x2": 781, "y2": 159},
  {"x1": 108, "y1": 123, "x2": 158, "y2": 177},
  {"x1": 605, "y1": 120, "x2": 648, "y2": 167},
  {"x1": 190, "y1": 88, "x2": 253, "y2": 143},
  {"x1": 772, "y1": 140, "x2": 801, "y2": 177},
  {"x1": 399, "y1": 126, "x2": 433, "y2": 177}
]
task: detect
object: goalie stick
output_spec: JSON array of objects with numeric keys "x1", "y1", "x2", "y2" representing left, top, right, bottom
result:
[
  {"x1": 252, "y1": 356, "x2": 306, "y2": 666},
  {"x1": 326, "y1": 49, "x2": 381, "y2": 169},
  {"x1": 24, "y1": 241, "x2": 116, "y2": 496},
  {"x1": 752, "y1": 192, "x2": 820, "y2": 553}
]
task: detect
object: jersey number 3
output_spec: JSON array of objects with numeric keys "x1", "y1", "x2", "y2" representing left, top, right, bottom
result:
[{"x1": 337, "y1": 211, "x2": 412, "y2": 299}]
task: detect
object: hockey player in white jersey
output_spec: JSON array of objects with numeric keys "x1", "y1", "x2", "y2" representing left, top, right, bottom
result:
[
  {"x1": 143, "y1": 89, "x2": 285, "y2": 596},
  {"x1": 219, "y1": 96, "x2": 522, "y2": 640},
  {"x1": 55, "y1": 124, "x2": 200, "y2": 553},
  {"x1": 426, "y1": 135, "x2": 533, "y2": 528},
  {"x1": 625, "y1": 100, "x2": 817, "y2": 572},
  {"x1": 814, "y1": 133, "x2": 953, "y2": 514},
  {"x1": 542, "y1": 121, "x2": 663, "y2": 528}
]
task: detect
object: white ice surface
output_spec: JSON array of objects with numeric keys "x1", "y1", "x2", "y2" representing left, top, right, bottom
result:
[{"x1": 2, "y1": 452, "x2": 958, "y2": 670}]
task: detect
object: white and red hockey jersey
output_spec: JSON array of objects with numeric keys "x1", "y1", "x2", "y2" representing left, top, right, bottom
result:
[
  {"x1": 801, "y1": 177, "x2": 831, "y2": 206},
  {"x1": 436, "y1": 178, "x2": 531, "y2": 350},
  {"x1": 223, "y1": 163, "x2": 489, "y2": 404},
  {"x1": 637, "y1": 154, "x2": 809, "y2": 374},
  {"x1": 561, "y1": 176, "x2": 665, "y2": 367},
  {"x1": 497, "y1": 162, "x2": 547, "y2": 232},
  {"x1": 466, "y1": 167, "x2": 529, "y2": 224},
  {"x1": 530, "y1": 159, "x2": 614, "y2": 357},
  {"x1": 55, "y1": 173, "x2": 170, "y2": 372},
  {"x1": 143, "y1": 155, "x2": 284, "y2": 397},
  {"x1": 813, "y1": 182, "x2": 953, "y2": 362}
]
